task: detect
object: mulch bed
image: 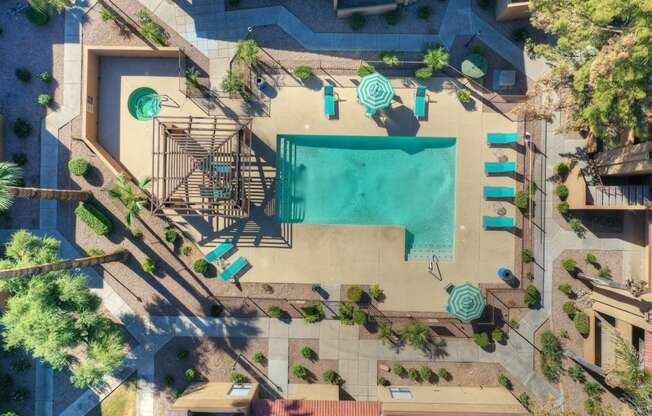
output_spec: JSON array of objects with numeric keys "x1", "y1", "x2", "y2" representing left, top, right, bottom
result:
[{"x1": 288, "y1": 339, "x2": 338, "y2": 385}]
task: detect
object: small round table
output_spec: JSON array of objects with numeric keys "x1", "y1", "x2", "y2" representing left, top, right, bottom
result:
[{"x1": 461, "y1": 53, "x2": 488, "y2": 79}]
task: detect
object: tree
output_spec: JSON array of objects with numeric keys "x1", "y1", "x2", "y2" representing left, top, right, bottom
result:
[
  {"x1": 608, "y1": 331, "x2": 652, "y2": 414},
  {"x1": 0, "y1": 163, "x2": 90, "y2": 210},
  {"x1": 527, "y1": 0, "x2": 652, "y2": 143},
  {"x1": 108, "y1": 173, "x2": 151, "y2": 226},
  {"x1": 399, "y1": 320, "x2": 430, "y2": 350},
  {"x1": 422, "y1": 44, "x2": 449, "y2": 70}
]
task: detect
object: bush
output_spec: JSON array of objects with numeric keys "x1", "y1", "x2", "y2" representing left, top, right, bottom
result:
[
  {"x1": 561, "y1": 258, "x2": 577, "y2": 272},
  {"x1": 221, "y1": 70, "x2": 243, "y2": 93},
  {"x1": 555, "y1": 162, "x2": 569, "y2": 178},
  {"x1": 193, "y1": 259, "x2": 209, "y2": 275},
  {"x1": 292, "y1": 365, "x2": 307, "y2": 379},
  {"x1": 574, "y1": 311, "x2": 590, "y2": 336},
  {"x1": 419, "y1": 366, "x2": 432, "y2": 382},
  {"x1": 37, "y1": 94, "x2": 52, "y2": 107},
  {"x1": 521, "y1": 249, "x2": 533, "y2": 263},
  {"x1": 498, "y1": 373, "x2": 511, "y2": 389},
  {"x1": 137, "y1": 10, "x2": 168, "y2": 45},
  {"x1": 540, "y1": 331, "x2": 562, "y2": 382},
  {"x1": 142, "y1": 258, "x2": 156, "y2": 274},
  {"x1": 324, "y1": 369, "x2": 342, "y2": 385},
  {"x1": 352, "y1": 310, "x2": 367, "y2": 325},
  {"x1": 567, "y1": 364, "x2": 585, "y2": 383},
  {"x1": 512, "y1": 27, "x2": 530, "y2": 43},
  {"x1": 584, "y1": 382, "x2": 602, "y2": 398},
  {"x1": 349, "y1": 13, "x2": 365, "y2": 31},
  {"x1": 407, "y1": 368, "x2": 419, "y2": 381},
  {"x1": 585, "y1": 398, "x2": 598, "y2": 415},
  {"x1": 415, "y1": 66, "x2": 433, "y2": 79},
  {"x1": 13, "y1": 118, "x2": 32, "y2": 138},
  {"x1": 523, "y1": 285, "x2": 539, "y2": 308},
  {"x1": 184, "y1": 368, "x2": 198, "y2": 381},
  {"x1": 252, "y1": 352, "x2": 265, "y2": 364},
  {"x1": 377, "y1": 376, "x2": 390, "y2": 386},
  {"x1": 176, "y1": 349, "x2": 189, "y2": 360},
  {"x1": 230, "y1": 372, "x2": 246, "y2": 383},
  {"x1": 569, "y1": 218, "x2": 583, "y2": 233},
  {"x1": 210, "y1": 303, "x2": 223, "y2": 317},
  {"x1": 436, "y1": 368, "x2": 450, "y2": 381},
  {"x1": 598, "y1": 267, "x2": 611, "y2": 279},
  {"x1": 293, "y1": 65, "x2": 313, "y2": 82},
  {"x1": 456, "y1": 88, "x2": 473, "y2": 104},
  {"x1": 15, "y1": 68, "x2": 31, "y2": 82},
  {"x1": 369, "y1": 284, "x2": 383, "y2": 300},
  {"x1": 301, "y1": 346, "x2": 315, "y2": 360},
  {"x1": 12, "y1": 153, "x2": 27, "y2": 166},
  {"x1": 131, "y1": 227, "x2": 143, "y2": 238},
  {"x1": 347, "y1": 286, "x2": 364, "y2": 302},
  {"x1": 100, "y1": 6, "x2": 117, "y2": 22},
  {"x1": 417, "y1": 5, "x2": 431, "y2": 19},
  {"x1": 268, "y1": 305, "x2": 283, "y2": 319},
  {"x1": 423, "y1": 44, "x2": 449, "y2": 70},
  {"x1": 182, "y1": 245, "x2": 192, "y2": 256},
  {"x1": 559, "y1": 328, "x2": 569, "y2": 338},
  {"x1": 338, "y1": 303, "x2": 355, "y2": 325},
  {"x1": 164, "y1": 374, "x2": 175, "y2": 387},
  {"x1": 558, "y1": 283, "x2": 573, "y2": 296},
  {"x1": 555, "y1": 184, "x2": 569, "y2": 200},
  {"x1": 68, "y1": 158, "x2": 90, "y2": 176},
  {"x1": 392, "y1": 364, "x2": 405, "y2": 377},
  {"x1": 474, "y1": 332, "x2": 490, "y2": 348},
  {"x1": 302, "y1": 304, "x2": 324, "y2": 323},
  {"x1": 491, "y1": 327, "x2": 505, "y2": 343},
  {"x1": 562, "y1": 301, "x2": 577, "y2": 317},
  {"x1": 357, "y1": 64, "x2": 375, "y2": 77},
  {"x1": 518, "y1": 392, "x2": 530, "y2": 408},
  {"x1": 380, "y1": 51, "x2": 399, "y2": 66},
  {"x1": 165, "y1": 228, "x2": 178, "y2": 244},
  {"x1": 87, "y1": 248, "x2": 105, "y2": 256},
  {"x1": 26, "y1": 3, "x2": 50, "y2": 26},
  {"x1": 557, "y1": 201, "x2": 570, "y2": 214},
  {"x1": 38, "y1": 71, "x2": 53, "y2": 84},
  {"x1": 585, "y1": 253, "x2": 598, "y2": 265},
  {"x1": 384, "y1": 10, "x2": 400, "y2": 25},
  {"x1": 75, "y1": 202, "x2": 112, "y2": 236}
]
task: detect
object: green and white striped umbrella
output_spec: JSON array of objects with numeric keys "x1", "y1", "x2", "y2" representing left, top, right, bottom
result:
[
  {"x1": 357, "y1": 72, "x2": 394, "y2": 111},
  {"x1": 446, "y1": 283, "x2": 486, "y2": 322}
]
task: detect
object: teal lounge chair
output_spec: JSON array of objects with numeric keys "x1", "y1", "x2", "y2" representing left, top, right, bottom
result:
[
  {"x1": 324, "y1": 85, "x2": 335, "y2": 118},
  {"x1": 204, "y1": 242, "x2": 234, "y2": 263},
  {"x1": 414, "y1": 86, "x2": 427, "y2": 119},
  {"x1": 483, "y1": 186, "x2": 515, "y2": 199},
  {"x1": 220, "y1": 256, "x2": 248, "y2": 282},
  {"x1": 485, "y1": 161, "x2": 517, "y2": 174},
  {"x1": 487, "y1": 132, "x2": 519, "y2": 145},
  {"x1": 483, "y1": 216, "x2": 515, "y2": 229}
]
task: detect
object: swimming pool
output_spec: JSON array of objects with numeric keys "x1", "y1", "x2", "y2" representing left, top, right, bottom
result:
[{"x1": 276, "y1": 135, "x2": 456, "y2": 261}]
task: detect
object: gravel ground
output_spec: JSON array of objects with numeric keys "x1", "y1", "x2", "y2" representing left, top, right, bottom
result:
[
  {"x1": 229, "y1": 0, "x2": 448, "y2": 34},
  {"x1": 0, "y1": 4, "x2": 65, "y2": 228},
  {"x1": 555, "y1": 249, "x2": 624, "y2": 286},
  {"x1": 154, "y1": 336, "x2": 269, "y2": 416},
  {"x1": 288, "y1": 339, "x2": 338, "y2": 385}
]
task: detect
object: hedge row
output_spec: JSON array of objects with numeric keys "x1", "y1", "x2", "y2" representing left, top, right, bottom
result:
[{"x1": 75, "y1": 202, "x2": 112, "y2": 235}]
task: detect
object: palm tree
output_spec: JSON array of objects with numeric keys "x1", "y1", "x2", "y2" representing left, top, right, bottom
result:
[
  {"x1": 422, "y1": 44, "x2": 449, "y2": 71},
  {"x1": 399, "y1": 320, "x2": 430, "y2": 350},
  {"x1": 108, "y1": 173, "x2": 151, "y2": 225},
  {"x1": 0, "y1": 249, "x2": 129, "y2": 280},
  {"x1": 0, "y1": 162, "x2": 90, "y2": 210}
]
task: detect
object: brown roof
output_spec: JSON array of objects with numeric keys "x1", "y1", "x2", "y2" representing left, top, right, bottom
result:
[{"x1": 251, "y1": 400, "x2": 382, "y2": 416}]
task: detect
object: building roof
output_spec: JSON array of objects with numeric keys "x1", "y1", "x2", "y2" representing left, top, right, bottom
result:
[{"x1": 251, "y1": 400, "x2": 382, "y2": 416}]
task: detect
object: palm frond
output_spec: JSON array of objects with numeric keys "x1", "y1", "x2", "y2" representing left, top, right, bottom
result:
[
  {"x1": 0, "y1": 162, "x2": 23, "y2": 187},
  {"x1": 139, "y1": 176, "x2": 152, "y2": 190}
]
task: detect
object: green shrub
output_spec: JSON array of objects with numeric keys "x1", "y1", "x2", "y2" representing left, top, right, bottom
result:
[
  {"x1": 559, "y1": 329, "x2": 569, "y2": 339},
  {"x1": 555, "y1": 162, "x2": 569, "y2": 178},
  {"x1": 68, "y1": 158, "x2": 90, "y2": 176},
  {"x1": 301, "y1": 346, "x2": 315, "y2": 360},
  {"x1": 567, "y1": 364, "x2": 586, "y2": 383},
  {"x1": 87, "y1": 248, "x2": 105, "y2": 256},
  {"x1": 26, "y1": 3, "x2": 50, "y2": 26},
  {"x1": 176, "y1": 349, "x2": 189, "y2": 360},
  {"x1": 131, "y1": 227, "x2": 143, "y2": 238},
  {"x1": 142, "y1": 258, "x2": 156, "y2": 274},
  {"x1": 210, "y1": 303, "x2": 223, "y2": 317},
  {"x1": 380, "y1": 51, "x2": 399, "y2": 66},
  {"x1": 184, "y1": 368, "x2": 198, "y2": 381},
  {"x1": 324, "y1": 369, "x2": 342, "y2": 385},
  {"x1": 415, "y1": 66, "x2": 433, "y2": 79},
  {"x1": 137, "y1": 10, "x2": 168, "y2": 45},
  {"x1": 12, "y1": 153, "x2": 27, "y2": 166},
  {"x1": 521, "y1": 249, "x2": 533, "y2": 263},
  {"x1": 349, "y1": 13, "x2": 365, "y2": 31},
  {"x1": 37, "y1": 94, "x2": 52, "y2": 107},
  {"x1": 38, "y1": 71, "x2": 53, "y2": 83},
  {"x1": 573, "y1": 311, "x2": 590, "y2": 336},
  {"x1": 384, "y1": 10, "x2": 400, "y2": 25},
  {"x1": 569, "y1": 218, "x2": 583, "y2": 233},
  {"x1": 417, "y1": 5, "x2": 431, "y2": 20},
  {"x1": 524, "y1": 285, "x2": 539, "y2": 308},
  {"x1": 268, "y1": 305, "x2": 283, "y2": 319},
  {"x1": 193, "y1": 259, "x2": 209, "y2": 275},
  {"x1": 292, "y1": 365, "x2": 307, "y2": 379},
  {"x1": 407, "y1": 368, "x2": 419, "y2": 381},
  {"x1": 585, "y1": 253, "x2": 598, "y2": 265},
  {"x1": 347, "y1": 286, "x2": 364, "y2": 302},
  {"x1": 585, "y1": 398, "x2": 598, "y2": 415},
  {"x1": 419, "y1": 366, "x2": 432, "y2": 382},
  {"x1": 369, "y1": 284, "x2": 383, "y2": 300},
  {"x1": 100, "y1": 6, "x2": 117, "y2": 22},
  {"x1": 423, "y1": 44, "x2": 449, "y2": 70},
  {"x1": 75, "y1": 202, "x2": 112, "y2": 235},
  {"x1": 512, "y1": 27, "x2": 530, "y2": 43},
  {"x1": 357, "y1": 64, "x2": 375, "y2": 77},
  {"x1": 393, "y1": 364, "x2": 405, "y2": 377},
  {"x1": 252, "y1": 352, "x2": 265, "y2": 364},
  {"x1": 555, "y1": 184, "x2": 569, "y2": 200},
  {"x1": 518, "y1": 392, "x2": 530, "y2": 408},
  {"x1": 377, "y1": 376, "x2": 390, "y2": 386},
  {"x1": 561, "y1": 258, "x2": 577, "y2": 272},
  {"x1": 13, "y1": 118, "x2": 32, "y2": 138},
  {"x1": 302, "y1": 304, "x2": 324, "y2": 323},
  {"x1": 15, "y1": 68, "x2": 31, "y2": 82},
  {"x1": 182, "y1": 245, "x2": 192, "y2": 256},
  {"x1": 433, "y1": 368, "x2": 448, "y2": 382},
  {"x1": 221, "y1": 70, "x2": 243, "y2": 93},
  {"x1": 584, "y1": 382, "x2": 602, "y2": 398},
  {"x1": 558, "y1": 283, "x2": 573, "y2": 296},
  {"x1": 562, "y1": 301, "x2": 577, "y2": 317},
  {"x1": 164, "y1": 374, "x2": 175, "y2": 387},
  {"x1": 338, "y1": 303, "x2": 355, "y2": 325},
  {"x1": 598, "y1": 267, "x2": 611, "y2": 279},
  {"x1": 457, "y1": 88, "x2": 473, "y2": 104},
  {"x1": 557, "y1": 201, "x2": 570, "y2": 214},
  {"x1": 498, "y1": 373, "x2": 511, "y2": 389},
  {"x1": 165, "y1": 228, "x2": 178, "y2": 244},
  {"x1": 293, "y1": 65, "x2": 313, "y2": 82},
  {"x1": 540, "y1": 331, "x2": 562, "y2": 382},
  {"x1": 474, "y1": 332, "x2": 490, "y2": 348},
  {"x1": 491, "y1": 327, "x2": 505, "y2": 343},
  {"x1": 230, "y1": 372, "x2": 246, "y2": 383},
  {"x1": 352, "y1": 309, "x2": 367, "y2": 325}
]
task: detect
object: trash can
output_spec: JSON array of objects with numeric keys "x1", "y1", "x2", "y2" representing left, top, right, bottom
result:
[{"x1": 498, "y1": 267, "x2": 513, "y2": 283}]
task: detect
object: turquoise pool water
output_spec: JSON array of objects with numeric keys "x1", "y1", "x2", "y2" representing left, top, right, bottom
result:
[{"x1": 276, "y1": 135, "x2": 456, "y2": 260}]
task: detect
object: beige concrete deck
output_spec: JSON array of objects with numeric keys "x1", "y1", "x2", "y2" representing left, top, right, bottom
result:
[{"x1": 104, "y1": 70, "x2": 518, "y2": 313}]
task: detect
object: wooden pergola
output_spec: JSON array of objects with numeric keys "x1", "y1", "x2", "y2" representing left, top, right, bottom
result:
[{"x1": 151, "y1": 116, "x2": 252, "y2": 218}]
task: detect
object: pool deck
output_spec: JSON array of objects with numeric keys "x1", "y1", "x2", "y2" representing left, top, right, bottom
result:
[{"x1": 107, "y1": 70, "x2": 518, "y2": 313}]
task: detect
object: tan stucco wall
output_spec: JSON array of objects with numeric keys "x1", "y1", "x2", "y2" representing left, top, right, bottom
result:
[
  {"x1": 496, "y1": 0, "x2": 531, "y2": 21},
  {"x1": 592, "y1": 291, "x2": 652, "y2": 332},
  {"x1": 171, "y1": 382, "x2": 258, "y2": 414}
]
